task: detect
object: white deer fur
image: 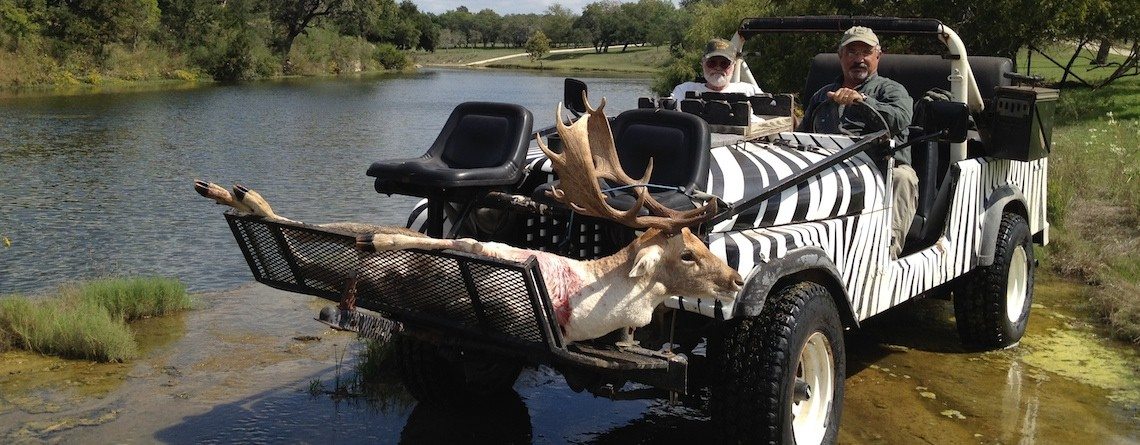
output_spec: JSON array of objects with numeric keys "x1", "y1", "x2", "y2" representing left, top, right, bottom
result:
[{"x1": 196, "y1": 181, "x2": 743, "y2": 342}]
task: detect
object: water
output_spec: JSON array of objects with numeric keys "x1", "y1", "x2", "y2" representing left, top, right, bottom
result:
[{"x1": 0, "y1": 69, "x2": 650, "y2": 295}]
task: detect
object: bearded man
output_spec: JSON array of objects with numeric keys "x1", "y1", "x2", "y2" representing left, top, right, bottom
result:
[
  {"x1": 798, "y1": 26, "x2": 916, "y2": 258},
  {"x1": 671, "y1": 38, "x2": 764, "y2": 100}
]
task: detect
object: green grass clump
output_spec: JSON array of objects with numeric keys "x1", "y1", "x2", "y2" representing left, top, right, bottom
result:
[
  {"x1": 67, "y1": 276, "x2": 193, "y2": 321},
  {"x1": 0, "y1": 277, "x2": 192, "y2": 362},
  {"x1": 0, "y1": 296, "x2": 138, "y2": 362}
]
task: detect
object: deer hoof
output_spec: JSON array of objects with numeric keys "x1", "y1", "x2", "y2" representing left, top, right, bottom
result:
[{"x1": 355, "y1": 235, "x2": 378, "y2": 252}]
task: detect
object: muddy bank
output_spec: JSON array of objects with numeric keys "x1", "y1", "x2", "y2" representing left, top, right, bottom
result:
[{"x1": 1, "y1": 275, "x2": 1137, "y2": 443}]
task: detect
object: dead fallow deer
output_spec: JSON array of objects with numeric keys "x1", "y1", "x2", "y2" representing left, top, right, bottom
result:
[{"x1": 196, "y1": 97, "x2": 742, "y2": 342}]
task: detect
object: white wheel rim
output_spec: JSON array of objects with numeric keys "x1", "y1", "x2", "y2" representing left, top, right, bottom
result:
[
  {"x1": 1006, "y1": 245, "x2": 1029, "y2": 323},
  {"x1": 791, "y1": 331, "x2": 835, "y2": 445}
]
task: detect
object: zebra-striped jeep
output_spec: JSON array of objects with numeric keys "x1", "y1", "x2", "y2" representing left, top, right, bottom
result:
[{"x1": 222, "y1": 16, "x2": 1051, "y2": 445}]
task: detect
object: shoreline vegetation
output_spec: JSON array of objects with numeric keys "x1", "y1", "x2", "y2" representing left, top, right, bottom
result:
[{"x1": 0, "y1": 277, "x2": 193, "y2": 362}]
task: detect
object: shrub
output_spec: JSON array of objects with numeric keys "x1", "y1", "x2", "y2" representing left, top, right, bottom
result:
[{"x1": 373, "y1": 43, "x2": 408, "y2": 71}]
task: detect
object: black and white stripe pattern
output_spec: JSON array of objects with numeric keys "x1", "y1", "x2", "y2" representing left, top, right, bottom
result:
[{"x1": 408, "y1": 131, "x2": 1048, "y2": 323}]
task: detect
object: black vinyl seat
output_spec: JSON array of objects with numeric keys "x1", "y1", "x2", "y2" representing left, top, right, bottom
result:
[
  {"x1": 534, "y1": 108, "x2": 711, "y2": 214},
  {"x1": 367, "y1": 101, "x2": 533, "y2": 236}
]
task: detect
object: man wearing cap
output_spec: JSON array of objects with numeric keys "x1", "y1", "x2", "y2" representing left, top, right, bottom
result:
[
  {"x1": 670, "y1": 38, "x2": 764, "y2": 101},
  {"x1": 798, "y1": 26, "x2": 917, "y2": 258}
]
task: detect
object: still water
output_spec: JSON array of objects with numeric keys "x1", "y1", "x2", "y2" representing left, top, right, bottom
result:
[
  {"x1": 1, "y1": 70, "x2": 1138, "y2": 444},
  {"x1": 0, "y1": 68, "x2": 649, "y2": 295}
]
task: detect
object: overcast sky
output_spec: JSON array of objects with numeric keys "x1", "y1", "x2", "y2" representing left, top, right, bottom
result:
[{"x1": 415, "y1": 0, "x2": 622, "y2": 15}]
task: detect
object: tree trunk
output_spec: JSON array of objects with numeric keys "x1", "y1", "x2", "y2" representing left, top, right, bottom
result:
[
  {"x1": 1094, "y1": 39, "x2": 1112, "y2": 66},
  {"x1": 1059, "y1": 38, "x2": 1087, "y2": 85}
]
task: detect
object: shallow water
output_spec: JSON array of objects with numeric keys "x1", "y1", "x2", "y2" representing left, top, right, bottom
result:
[{"x1": 1, "y1": 275, "x2": 1136, "y2": 444}]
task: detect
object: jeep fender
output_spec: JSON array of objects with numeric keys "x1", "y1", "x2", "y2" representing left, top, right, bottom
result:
[
  {"x1": 979, "y1": 186, "x2": 1029, "y2": 266},
  {"x1": 734, "y1": 246, "x2": 859, "y2": 329}
]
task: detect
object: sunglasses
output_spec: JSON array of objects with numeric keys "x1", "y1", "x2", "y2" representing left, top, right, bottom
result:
[{"x1": 704, "y1": 57, "x2": 733, "y2": 69}]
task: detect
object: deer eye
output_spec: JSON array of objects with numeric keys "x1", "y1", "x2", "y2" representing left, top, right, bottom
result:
[{"x1": 681, "y1": 249, "x2": 697, "y2": 263}]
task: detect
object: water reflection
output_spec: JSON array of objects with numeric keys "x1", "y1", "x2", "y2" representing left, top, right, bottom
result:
[{"x1": 399, "y1": 390, "x2": 532, "y2": 444}]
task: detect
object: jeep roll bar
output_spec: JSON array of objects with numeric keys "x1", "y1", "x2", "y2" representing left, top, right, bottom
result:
[{"x1": 728, "y1": 16, "x2": 983, "y2": 163}]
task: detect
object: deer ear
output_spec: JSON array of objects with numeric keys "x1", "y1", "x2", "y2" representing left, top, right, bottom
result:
[{"x1": 629, "y1": 245, "x2": 663, "y2": 278}]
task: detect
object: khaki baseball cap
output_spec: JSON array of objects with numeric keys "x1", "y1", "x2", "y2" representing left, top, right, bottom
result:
[
  {"x1": 702, "y1": 38, "x2": 737, "y2": 61},
  {"x1": 839, "y1": 26, "x2": 879, "y2": 49}
]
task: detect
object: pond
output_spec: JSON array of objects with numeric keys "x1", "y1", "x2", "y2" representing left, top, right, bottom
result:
[
  {"x1": 1, "y1": 69, "x2": 1137, "y2": 444},
  {"x1": 0, "y1": 68, "x2": 650, "y2": 295}
]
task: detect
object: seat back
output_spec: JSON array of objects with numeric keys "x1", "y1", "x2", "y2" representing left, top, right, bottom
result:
[
  {"x1": 802, "y1": 53, "x2": 1013, "y2": 103},
  {"x1": 429, "y1": 101, "x2": 534, "y2": 170},
  {"x1": 609, "y1": 109, "x2": 711, "y2": 192},
  {"x1": 805, "y1": 54, "x2": 1013, "y2": 253}
]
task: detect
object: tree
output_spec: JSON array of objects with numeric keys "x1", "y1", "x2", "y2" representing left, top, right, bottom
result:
[
  {"x1": 267, "y1": 0, "x2": 345, "y2": 58},
  {"x1": 576, "y1": 1, "x2": 622, "y2": 53},
  {"x1": 473, "y1": 8, "x2": 501, "y2": 47},
  {"x1": 44, "y1": 0, "x2": 160, "y2": 50},
  {"x1": 525, "y1": 29, "x2": 551, "y2": 67},
  {"x1": 541, "y1": 4, "x2": 576, "y2": 47}
]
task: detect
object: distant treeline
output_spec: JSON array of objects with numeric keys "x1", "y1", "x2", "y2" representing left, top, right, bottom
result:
[
  {"x1": 0, "y1": 0, "x2": 1135, "y2": 89},
  {"x1": 0, "y1": 0, "x2": 686, "y2": 86}
]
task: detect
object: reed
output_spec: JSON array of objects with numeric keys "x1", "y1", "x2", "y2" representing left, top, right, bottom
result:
[
  {"x1": 0, "y1": 277, "x2": 192, "y2": 362},
  {"x1": 65, "y1": 276, "x2": 193, "y2": 321}
]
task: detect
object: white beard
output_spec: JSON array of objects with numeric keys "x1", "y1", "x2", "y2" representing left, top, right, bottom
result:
[{"x1": 706, "y1": 72, "x2": 730, "y2": 89}]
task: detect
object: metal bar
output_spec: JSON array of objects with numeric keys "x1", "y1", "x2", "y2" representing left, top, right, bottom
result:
[
  {"x1": 459, "y1": 259, "x2": 492, "y2": 333},
  {"x1": 225, "y1": 215, "x2": 264, "y2": 281},
  {"x1": 523, "y1": 256, "x2": 564, "y2": 349},
  {"x1": 738, "y1": 16, "x2": 943, "y2": 39}
]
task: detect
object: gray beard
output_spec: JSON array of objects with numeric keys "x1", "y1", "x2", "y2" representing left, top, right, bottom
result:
[{"x1": 706, "y1": 73, "x2": 729, "y2": 89}]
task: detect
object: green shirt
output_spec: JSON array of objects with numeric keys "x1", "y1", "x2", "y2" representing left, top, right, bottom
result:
[{"x1": 797, "y1": 74, "x2": 914, "y2": 165}]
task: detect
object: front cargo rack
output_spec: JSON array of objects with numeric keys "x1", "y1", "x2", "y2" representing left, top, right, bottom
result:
[{"x1": 222, "y1": 212, "x2": 690, "y2": 394}]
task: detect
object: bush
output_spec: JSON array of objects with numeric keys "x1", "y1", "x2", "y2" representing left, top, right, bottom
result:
[{"x1": 374, "y1": 43, "x2": 408, "y2": 70}]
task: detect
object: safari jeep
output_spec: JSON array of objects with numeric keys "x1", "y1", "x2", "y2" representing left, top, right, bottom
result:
[{"x1": 214, "y1": 16, "x2": 1053, "y2": 444}]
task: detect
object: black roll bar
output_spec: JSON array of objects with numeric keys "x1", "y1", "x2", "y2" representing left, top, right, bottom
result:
[{"x1": 737, "y1": 16, "x2": 943, "y2": 39}]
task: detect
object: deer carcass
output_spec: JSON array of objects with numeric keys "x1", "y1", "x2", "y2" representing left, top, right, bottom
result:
[{"x1": 196, "y1": 96, "x2": 742, "y2": 342}]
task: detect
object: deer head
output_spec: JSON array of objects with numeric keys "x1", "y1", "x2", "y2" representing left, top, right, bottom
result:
[{"x1": 535, "y1": 94, "x2": 717, "y2": 233}]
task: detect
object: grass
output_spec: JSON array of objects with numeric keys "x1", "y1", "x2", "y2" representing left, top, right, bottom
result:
[
  {"x1": 1021, "y1": 43, "x2": 1140, "y2": 343},
  {"x1": 0, "y1": 277, "x2": 192, "y2": 362}
]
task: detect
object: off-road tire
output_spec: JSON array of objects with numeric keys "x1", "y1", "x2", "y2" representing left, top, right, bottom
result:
[
  {"x1": 709, "y1": 282, "x2": 845, "y2": 445},
  {"x1": 392, "y1": 334, "x2": 523, "y2": 408},
  {"x1": 954, "y1": 212, "x2": 1035, "y2": 349}
]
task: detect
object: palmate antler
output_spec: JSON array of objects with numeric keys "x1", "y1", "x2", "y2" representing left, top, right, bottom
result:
[{"x1": 535, "y1": 94, "x2": 716, "y2": 233}]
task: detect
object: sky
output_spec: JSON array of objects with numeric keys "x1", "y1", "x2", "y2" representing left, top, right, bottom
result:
[{"x1": 415, "y1": 0, "x2": 619, "y2": 15}]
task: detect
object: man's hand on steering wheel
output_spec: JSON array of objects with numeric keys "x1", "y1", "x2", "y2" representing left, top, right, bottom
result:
[{"x1": 827, "y1": 87, "x2": 866, "y2": 106}]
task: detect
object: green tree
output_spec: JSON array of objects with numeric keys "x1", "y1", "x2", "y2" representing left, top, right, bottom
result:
[
  {"x1": 541, "y1": 4, "x2": 576, "y2": 47},
  {"x1": 473, "y1": 8, "x2": 501, "y2": 47},
  {"x1": 525, "y1": 29, "x2": 551, "y2": 66},
  {"x1": 44, "y1": 0, "x2": 159, "y2": 50},
  {"x1": 576, "y1": 1, "x2": 622, "y2": 53},
  {"x1": 267, "y1": 0, "x2": 346, "y2": 58}
]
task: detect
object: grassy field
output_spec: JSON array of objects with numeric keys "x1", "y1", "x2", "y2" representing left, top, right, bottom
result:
[
  {"x1": 1012, "y1": 45, "x2": 1140, "y2": 343},
  {"x1": 411, "y1": 45, "x2": 674, "y2": 74},
  {"x1": 0, "y1": 277, "x2": 193, "y2": 362}
]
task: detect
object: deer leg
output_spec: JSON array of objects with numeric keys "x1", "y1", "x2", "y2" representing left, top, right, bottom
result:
[
  {"x1": 194, "y1": 180, "x2": 255, "y2": 214},
  {"x1": 356, "y1": 233, "x2": 485, "y2": 255}
]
